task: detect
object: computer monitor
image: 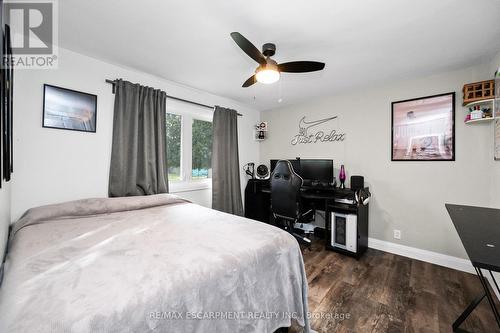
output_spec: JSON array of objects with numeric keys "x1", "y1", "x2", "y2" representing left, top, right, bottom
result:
[
  {"x1": 300, "y1": 159, "x2": 334, "y2": 183},
  {"x1": 270, "y1": 159, "x2": 301, "y2": 175}
]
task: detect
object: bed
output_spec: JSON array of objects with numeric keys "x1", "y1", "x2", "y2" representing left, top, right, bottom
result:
[{"x1": 0, "y1": 194, "x2": 311, "y2": 332}]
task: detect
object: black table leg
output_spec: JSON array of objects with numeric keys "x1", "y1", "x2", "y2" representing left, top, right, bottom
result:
[
  {"x1": 476, "y1": 268, "x2": 500, "y2": 328},
  {"x1": 452, "y1": 293, "x2": 486, "y2": 332},
  {"x1": 490, "y1": 270, "x2": 500, "y2": 296},
  {"x1": 452, "y1": 267, "x2": 500, "y2": 332}
]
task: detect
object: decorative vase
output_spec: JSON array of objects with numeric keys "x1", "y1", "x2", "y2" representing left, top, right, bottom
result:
[{"x1": 339, "y1": 165, "x2": 346, "y2": 189}]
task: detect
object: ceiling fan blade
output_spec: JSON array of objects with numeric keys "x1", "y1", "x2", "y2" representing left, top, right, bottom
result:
[
  {"x1": 230, "y1": 32, "x2": 266, "y2": 66},
  {"x1": 242, "y1": 75, "x2": 257, "y2": 87},
  {"x1": 278, "y1": 61, "x2": 325, "y2": 73}
]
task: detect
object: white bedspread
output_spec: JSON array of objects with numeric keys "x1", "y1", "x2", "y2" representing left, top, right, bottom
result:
[{"x1": 0, "y1": 194, "x2": 311, "y2": 332}]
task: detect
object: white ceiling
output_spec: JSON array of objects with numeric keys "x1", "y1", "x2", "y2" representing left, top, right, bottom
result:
[{"x1": 59, "y1": 0, "x2": 500, "y2": 111}]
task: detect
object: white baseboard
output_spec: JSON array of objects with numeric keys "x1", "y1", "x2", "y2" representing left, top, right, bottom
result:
[
  {"x1": 368, "y1": 238, "x2": 474, "y2": 273},
  {"x1": 368, "y1": 237, "x2": 499, "y2": 301}
]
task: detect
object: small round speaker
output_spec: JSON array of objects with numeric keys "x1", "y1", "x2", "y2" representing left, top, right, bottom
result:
[{"x1": 256, "y1": 164, "x2": 269, "y2": 179}]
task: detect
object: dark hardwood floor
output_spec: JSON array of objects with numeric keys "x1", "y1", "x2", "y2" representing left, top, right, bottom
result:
[{"x1": 293, "y1": 240, "x2": 500, "y2": 333}]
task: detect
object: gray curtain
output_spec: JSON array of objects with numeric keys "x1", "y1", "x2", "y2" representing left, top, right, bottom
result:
[
  {"x1": 109, "y1": 79, "x2": 169, "y2": 197},
  {"x1": 212, "y1": 106, "x2": 243, "y2": 216}
]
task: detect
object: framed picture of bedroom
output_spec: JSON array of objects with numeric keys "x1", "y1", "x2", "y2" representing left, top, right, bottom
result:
[
  {"x1": 391, "y1": 92, "x2": 455, "y2": 161},
  {"x1": 42, "y1": 84, "x2": 98, "y2": 133}
]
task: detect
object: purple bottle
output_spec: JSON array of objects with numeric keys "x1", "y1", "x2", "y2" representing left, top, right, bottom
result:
[{"x1": 339, "y1": 165, "x2": 346, "y2": 189}]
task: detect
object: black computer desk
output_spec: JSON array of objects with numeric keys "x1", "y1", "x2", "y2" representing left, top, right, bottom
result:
[
  {"x1": 244, "y1": 179, "x2": 369, "y2": 258},
  {"x1": 446, "y1": 204, "x2": 500, "y2": 332}
]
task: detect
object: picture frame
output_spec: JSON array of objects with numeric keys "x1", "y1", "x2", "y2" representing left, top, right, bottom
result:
[
  {"x1": 1, "y1": 22, "x2": 14, "y2": 185},
  {"x1": 42, "y1": 84, "x2": 97, "y2": 133},
  {"x1": 391, "y1": 92, "x2": 455, "y2": 161},
  {"x1": 0, "y1": 3, "x2": 4, "y2": 188},
  {"x1": 495, "y1": 79, "x2": 500, "y2": 161}
]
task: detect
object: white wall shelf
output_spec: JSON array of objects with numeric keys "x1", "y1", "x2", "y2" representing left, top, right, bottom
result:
[
  {"x1": 464, "y1": 98, "x2": 494, "y2": 108},
  {"x1": 254, "y1": 121, "x2": 268, "y2": 141},
  {"x1": 464, "y1": 117, "x2": 494, "y2": 124},
  {"x1": 463, "y1": 98, "x2": 495, "y2": 125}
]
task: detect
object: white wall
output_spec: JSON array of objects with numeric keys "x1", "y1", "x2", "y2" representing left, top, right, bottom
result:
[
  {"x1": 11, "y1": 47, "x2": 260, "y2": 220},
  {"x1": 260, "y1": 64, "x2": 495, "y2": 259},
  {"x1": 490, "y1": 51, "x2": 500, "y2": 77}
]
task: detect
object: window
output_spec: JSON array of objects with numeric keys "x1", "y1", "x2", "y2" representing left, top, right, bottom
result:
[
  {"x1": 166, "y1": 110, "x2": 213, "y2": 192},
  {"x1": 192, "y1": 119, "x2": 212, "y2": 179},
  {"x1": 166, "y1": 113, "x2": 182, "y2": 181}
]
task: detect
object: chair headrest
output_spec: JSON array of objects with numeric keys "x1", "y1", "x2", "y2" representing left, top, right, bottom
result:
[{"x1": 272, "y1": 160, "x2": 302, "y2": 182}]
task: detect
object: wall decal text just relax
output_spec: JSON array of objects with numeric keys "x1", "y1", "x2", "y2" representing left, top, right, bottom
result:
[{"x1": 291, "y1": 116, "x2": 346, "y2": 145}]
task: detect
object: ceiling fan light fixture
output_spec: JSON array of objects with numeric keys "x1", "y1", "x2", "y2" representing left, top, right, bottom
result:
[
  {"x1": 230, "y1": 32, "x2": 325, "y2": 87},
  {"x1": 256, "y1": 69, "x2": 280, "y2": 84},
  {"x1": 256, "y1": 67, "x2": 280, "y2": 84}
]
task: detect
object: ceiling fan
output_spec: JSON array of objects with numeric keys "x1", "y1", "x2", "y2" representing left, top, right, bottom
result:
[{"x1": 230, "y1": 32, "x2": 325, "y2": 87}]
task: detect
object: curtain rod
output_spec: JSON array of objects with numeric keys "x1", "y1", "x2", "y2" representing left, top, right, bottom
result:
[{"x1": 105, "y1": 79, "x2": 242, "y2": 116}]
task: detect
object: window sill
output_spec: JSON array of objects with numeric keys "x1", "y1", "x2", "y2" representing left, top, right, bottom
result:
[{"x1": 169, "y1": 180, "x2": 212, "y2": 193}]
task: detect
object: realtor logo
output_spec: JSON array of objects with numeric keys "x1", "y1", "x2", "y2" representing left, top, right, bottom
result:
[{"x1": 4, "y1": 0, "x2": 58, "y2": 68}]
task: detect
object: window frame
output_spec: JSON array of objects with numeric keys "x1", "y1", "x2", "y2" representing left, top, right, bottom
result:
[{"x1": 167, "y1": 106, "x2": 213, "y2": 194}]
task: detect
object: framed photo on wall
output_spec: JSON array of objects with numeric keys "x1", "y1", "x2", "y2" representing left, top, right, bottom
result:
[
  {"x1": 1, "y1": 23, "x2": 14, "y2": 185},
  {"x1": 43, "y1": 84, "x2": 97, "y2": 133},
  {"x1": 391, "y1": 92, "x2": 455, "y2": 161},
  {"x1": 495, "y1": 79, "x2": 500, "y2": 160}
]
